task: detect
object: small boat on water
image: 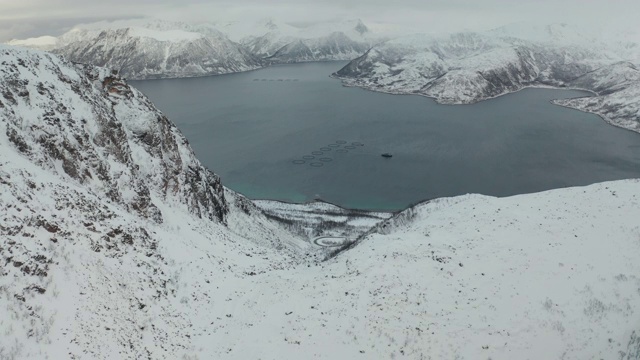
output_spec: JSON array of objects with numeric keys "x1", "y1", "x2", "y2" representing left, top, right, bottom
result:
[{"x1": 381, "y1": 153, "x2": 393, "y2": 158}]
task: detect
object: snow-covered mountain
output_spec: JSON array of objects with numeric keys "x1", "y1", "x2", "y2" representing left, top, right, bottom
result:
[
  {"x1": 229, "y1": 18, "x2": 377, "y2": 63},
  {"x1": 7, "y1": 20, "x2": 262, "y2": 79},
  {"x1": 335, "y1": 28, "x2": 640, "y2": 133},
  {"x1": 2, "y1": 45, "x2": 640, "y2": 359},
  {"x1": 263, "y1": 31, "x2": 371, "y2": 63}
]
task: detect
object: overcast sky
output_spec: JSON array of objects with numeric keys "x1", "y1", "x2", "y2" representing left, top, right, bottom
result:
[{"x1": 1, "y1": 0, "x2": 638, "y2": 41}]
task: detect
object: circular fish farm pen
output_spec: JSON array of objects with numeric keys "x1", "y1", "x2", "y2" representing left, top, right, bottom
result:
[{"x1": 313, "y1": 236, "x2": 351, "y2": 247}]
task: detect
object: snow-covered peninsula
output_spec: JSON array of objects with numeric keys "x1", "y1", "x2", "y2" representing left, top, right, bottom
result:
[{"x1": 335, "y1": 24, "x2": 640, "y2": 133}]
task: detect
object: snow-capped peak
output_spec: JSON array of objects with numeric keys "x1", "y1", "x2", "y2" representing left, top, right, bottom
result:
[{"x1": 354, "y1": 19, "x2": 369, "y2": 35}]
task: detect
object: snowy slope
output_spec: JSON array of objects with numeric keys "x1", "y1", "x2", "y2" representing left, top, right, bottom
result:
[
  {"x1": 213, "y1": 180, "x2": 640, "y2": 360},
  {"x1": 0, "y1": 44, "x2": 312, "y2": 359},
  {"x1": 2, "y1": 45, "x2": 640, "y2": 360},
  {"x1": 0, "y1": 45, "x2": 227, "y2": 222},
  {"x1": 554, "y1": 62, "x2": 640, "y2": 132},
  {"x1": 255, "y1": 199, "x2": 391, "y2": 240}
]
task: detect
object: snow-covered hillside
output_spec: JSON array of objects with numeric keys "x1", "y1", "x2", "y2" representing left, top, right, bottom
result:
[
  {"x1": 255, "y1": 199, "x2": 392, "y2": 240},
  {"x1": 335, "y1": 27, "x2": 640, "y2": 133},
  {"x1": 231, "y1": 18, "x2": 376, "y2": 63},
  {"x1": 0, "y1": 45, "x2": 230, "y2": 222},
  {"x1": 6, "y1": 20, "x2": 261, "y2": 79},
  {"x1": 0, "y1": 44, "x2": 313, "y2": 358},
  {"x1": 2, "y1": 45, "x2": 640, "y2": 360}
]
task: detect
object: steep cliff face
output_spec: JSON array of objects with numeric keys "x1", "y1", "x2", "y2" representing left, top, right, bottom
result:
[
  {"x1": 0, "y1": 45, "x2": 308, "y2": 359},
  {"x1": 0, "y1": 45, "x2": 227, "y2": 222}
]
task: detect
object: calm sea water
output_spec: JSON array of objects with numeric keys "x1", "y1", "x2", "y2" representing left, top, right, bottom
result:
[{"x1": 131, "y1": 62, "x2": 640, "y2": 211}]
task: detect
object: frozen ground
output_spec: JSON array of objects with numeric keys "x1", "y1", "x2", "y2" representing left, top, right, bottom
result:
[
  {"x1": 254, "y1": 200, "x2": 391, "y2": 238},
  {"x1": 1, "y1": 44, "x2": 640, "y2": 360}
]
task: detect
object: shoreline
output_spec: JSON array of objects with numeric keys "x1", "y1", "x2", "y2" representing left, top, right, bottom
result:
[{"x1": 332, "y1": 74, "x2": 640, "y2": 135}]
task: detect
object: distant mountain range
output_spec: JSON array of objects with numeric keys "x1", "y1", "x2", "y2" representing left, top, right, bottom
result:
[
  {"x1": 233, "y1": 18, "x2": 376, "y2": 63},
  {"x1": 7, "y1": 18, "x2": 378, "y2": 79},
  {"x1": 7, "y1": 20, "x2": 640, "y2": 132}
]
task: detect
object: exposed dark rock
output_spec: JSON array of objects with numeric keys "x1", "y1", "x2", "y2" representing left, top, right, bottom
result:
[{"x1": 1, "y1": 46, "x2": 228, "y2": 223}]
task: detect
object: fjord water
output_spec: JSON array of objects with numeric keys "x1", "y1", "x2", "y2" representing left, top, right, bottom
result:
[{"x1": 132, "y1": 62, "x2": 640, "y2": 211}]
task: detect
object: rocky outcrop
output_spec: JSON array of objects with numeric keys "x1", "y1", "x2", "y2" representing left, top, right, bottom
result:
[{"x1": 0, "y1": 45, "x2": 227, "y2": 222}]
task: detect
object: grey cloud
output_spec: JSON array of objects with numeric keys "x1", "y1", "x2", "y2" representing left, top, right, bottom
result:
[{"x1": 1, "y1": 0, "x2": 639, "y2": 41}]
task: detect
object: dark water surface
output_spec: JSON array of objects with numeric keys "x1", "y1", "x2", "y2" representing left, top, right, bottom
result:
[{"x1": 132, "y1": 62, "x2": 640, "y2": 211}]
